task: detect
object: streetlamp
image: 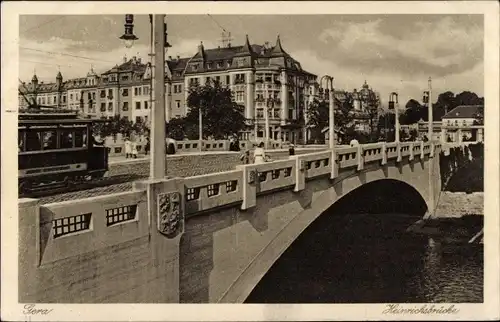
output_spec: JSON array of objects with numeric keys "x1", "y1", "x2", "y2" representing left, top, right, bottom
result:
[
  {"x1": 427, "y1": 77, "x2": 433, "y2": 142},
  {"x1": 389, "y1": 92, "x2": 400, "y2": 142},
  {"x1": 119, "y1": 14, "x2": 139, "y2": 49},
  {"x1": 120, "y1": 14, "x2": 170, "y2": 180},
  {"x1": 320, "y1": 75, "x2": 335, "y2": 149}
]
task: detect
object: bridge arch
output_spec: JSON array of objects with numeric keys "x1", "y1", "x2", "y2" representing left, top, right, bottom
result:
[{"x1": 218, "y1": 178, "x2": 428, "y2": 303}]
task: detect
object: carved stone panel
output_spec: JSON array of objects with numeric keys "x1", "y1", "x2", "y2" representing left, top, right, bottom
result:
[{"x1": 157, "y1": 192, "x2": 183, "y2": 238}]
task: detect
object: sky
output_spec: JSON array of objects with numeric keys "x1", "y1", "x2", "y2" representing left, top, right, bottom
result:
[{"x1": 19, "y1": 14, "x2": 483, "y2": 106}]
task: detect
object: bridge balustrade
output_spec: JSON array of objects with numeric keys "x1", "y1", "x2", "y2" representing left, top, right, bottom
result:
[
  {"x1": 33, "y1": 190, "x2": 148, "y2": 266},
  {"x1": 20, "y1": 141, "x2": 452, "y2": 266}
]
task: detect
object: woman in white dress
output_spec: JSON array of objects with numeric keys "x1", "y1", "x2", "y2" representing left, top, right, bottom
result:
[
  {"x1": 124, "y1": 137, "x2": 132, "y2": 158},
  {"x1": 253, "y1": 142, "x2": 267, "y2": 164}
]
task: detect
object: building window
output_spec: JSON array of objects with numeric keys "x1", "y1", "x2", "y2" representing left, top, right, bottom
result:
[
  {"x1": 215, "y1": 76, "x2": 220, "y2": 83},
  {"x1": 235, "y1": 91, "x2": 244, "y2": 102},
  {"x1": 101, "y1": 103, "x2": 106, "y2": 112},
  {"x1": 143, "y1": 86, "x2": 149, "y2": 95},
  {"x1": 122, "y1": 89, "x2": 129, "y2": 96},
  {"x1": 176, "y1": 100, "x2": 181, "y2": 108},
  {"x1": 226, "y1": 61, "x2": 231, "y2": 67},
  {"x1": 217, "y1": 62, "x2": 223, "y2": 69},
  {"x1": 226, "y1": 75, "x2": 230, "y2": 85},
  {"x1": 62, "y1": 96, "x2": 66, "y2": 103},
  {"x1": 207, "y1": 63, "x2": 213, "y2": 69},
  {"x1": 138, "y1": 87, "x2": 142, "y2": 96},
  {"x1": 144, "y1": 101, "x2": 148, "y2": 109},
  {"x1": 100, "y1": 90, "x2": 106, "y2": 98},
  {"x1": 121, "y1": 75, "x2": 129, "y2": 81},
  {"x1": 144, "y1": 116, "x2": 148, "y2": 123},
  {"x1": 136, "y1": 101, "x2": 141, "y2": 110},
  {"x1": 192, "y1": 64, "x2": 198, "y2": 71},
  {"x1": 92, "y1": 92, "x2": 96, "y2": 100},
  {"x1": 123, "y1": 102, "x2": 129, "y2": 111},
  {"x1": 257, "y1": 109, "x2": 264, "y2": 118},
  {"x1": 134, "y1": 87, "x2": 138, "y2": 96},
  {"x1": 136, "y1": 116, "x2": 142, "y2": 123},
  {"x1": 108, "y1": 102, "x2": 113, "y2": 111},
  {"x1": 70, "y1": 94, "x2": 73, "y2": 100},
  {"x1": 48, "y1": 97, "x2": 52, "y2": 104},
  {"x1": 108, "y1": 89, "x2": 113, "y2": 97},
  {"x1": 206, "y1": 76, "x2": 211, "y2": 84}
]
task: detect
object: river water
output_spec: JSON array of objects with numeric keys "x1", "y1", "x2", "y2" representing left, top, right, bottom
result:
[{"x1": 245, "y1": 213, "x2": 483, "y2": 303}]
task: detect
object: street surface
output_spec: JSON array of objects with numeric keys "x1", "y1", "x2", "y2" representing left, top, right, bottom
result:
[{"x1": 38, "y1": 150, "x2": 319, "y2": 204}]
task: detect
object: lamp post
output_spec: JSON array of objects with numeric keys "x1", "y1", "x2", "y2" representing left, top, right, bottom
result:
[
  {"x1": 199, "y1": 103, "x2": 203, "y2": 151},
  {"x1": 320, "y1": 75, "x2": 335, "y2": 149},
  {"x1": 427, "y1": 77, "x2": 433, "y2": 142},
  {"x1": 120, "y1": 14, "x2": 170, "y2": 180},
  {"x1": 389, "y1": 92, "x2": 400, "y2": 142}
]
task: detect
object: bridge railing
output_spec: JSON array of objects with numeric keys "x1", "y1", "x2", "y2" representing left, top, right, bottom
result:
[
  {"x1": 20, "y1": 141, "x2": 451, "y2": 266},
  {"x1": 32, "y1": 190, "x2": 148, "y2": 266}
]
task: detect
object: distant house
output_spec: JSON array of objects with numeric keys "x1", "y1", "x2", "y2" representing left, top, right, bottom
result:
[{"x1": 441, "y1": 105, "x2": 483, "y2": 128}]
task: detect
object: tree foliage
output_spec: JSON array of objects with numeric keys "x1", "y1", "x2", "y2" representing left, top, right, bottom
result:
[
  {"x1": 184, "y1": 80, "x2": 246, "y2": 140},
  {"x1": 306, "y1": 93, "x2": 357, "y2": 143},
  {"x1": 401, "y1": 90, "x2": 484, "y2": 124},
  {"x1": 92, "y1": 115, "x2": 146, "y2": 139}
]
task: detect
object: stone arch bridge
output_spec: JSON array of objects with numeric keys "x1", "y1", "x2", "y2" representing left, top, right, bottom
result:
[{"x1": 18, "y1": 140, "x2": 471, "y2": 303}]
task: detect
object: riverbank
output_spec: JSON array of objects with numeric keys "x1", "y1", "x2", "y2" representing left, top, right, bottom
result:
[{"x1": 434, "y1": 191, "x2": 484, "y2": 218}]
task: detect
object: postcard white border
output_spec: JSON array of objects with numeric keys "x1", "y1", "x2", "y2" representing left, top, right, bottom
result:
[{"x1": 2, "y1": 1, "x2": 499, "y2": 321}]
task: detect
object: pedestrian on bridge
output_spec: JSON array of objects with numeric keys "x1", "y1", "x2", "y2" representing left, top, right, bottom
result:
[
  {"x1": 124, "y1": 137, "x2": 132, "y2": 158},
  {"x1": 253, "y1": 142, "x2": 270, "y2": 164}
]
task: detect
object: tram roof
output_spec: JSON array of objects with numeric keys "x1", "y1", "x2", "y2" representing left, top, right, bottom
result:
[{"x1": 19, "y1": 118, "x2": 105, "y2": 125}]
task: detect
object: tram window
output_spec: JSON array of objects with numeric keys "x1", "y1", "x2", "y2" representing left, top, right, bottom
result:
[
  {"x1": 74, "y1": 130, "x2": 87, "y2": 148},
  {"x1": 25, "y1": 132, "x2": 42, "y2": 151},
  {"x1": 59, "y1": 130, "x2": 74, "y2": 149},
  {"x1": 18, "y1": 131, "x2": 26, "y2": 152},
  {"x1": 42, "y1": 131, "x2": 57, "y2": 150}
]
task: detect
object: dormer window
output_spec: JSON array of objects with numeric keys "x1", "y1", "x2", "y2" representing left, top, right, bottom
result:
[
  {"x1": 227, "y1": 61, "x2": 232, "y2": 67},
  {"x1": 192, "y1": 64, "x2": 198, "y2": 71},
  {"x1": 207, "y1": 63, "x2": 213, "y2": 69},
  {"x1": 217, "y1": 62, "x2": 223, "y2": 68}
]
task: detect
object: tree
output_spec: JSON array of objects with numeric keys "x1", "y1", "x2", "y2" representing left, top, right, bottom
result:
[
  {"x1": 334, "y1": 92, "x2": 356, "y2": 143},
  {"x1": 185, "y1": 80, "x2": 246, "y2": 139},
  {"x1": 305, "y1": 98, "x2": 329, "y2": 143},
  {"x1": 401, "y1": 99, "x2": 424, "y2": 125},
  {"x1": 166, "y1": 117, "x2": 188, "y2": 140},
  {"x1": 92, "y1": 115, "x2": 133, "y2": 140}
]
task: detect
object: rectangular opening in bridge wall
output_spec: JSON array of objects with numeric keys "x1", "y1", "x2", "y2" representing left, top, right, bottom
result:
[
  {"x1": 226, "y1": 180, "x2": 237, "y2": 193},
  {"x1": 207, "y1": 184, "x2": 220, "y2": 197},
  {"x1": 106, "y1": 205, "x2": 138, "y2": 226},
  {"x1": 53, "y1": 213, "x2": 92, "y2": 238},
  {"x1": 186, "y1": 187, "x2": 200, "y2": 201}
]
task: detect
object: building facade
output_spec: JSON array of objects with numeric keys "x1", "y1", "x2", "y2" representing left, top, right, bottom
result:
[{"x1": 20, "y1": 35, "x2": 387, "y2": 144}]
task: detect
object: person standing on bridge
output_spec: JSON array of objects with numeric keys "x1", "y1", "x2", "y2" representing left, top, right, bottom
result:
[
  {"x1": 124, "y1": 137, "x2": 132, "y2": 159},
  {"x1": 253, "y1": 142, "x2": 269, "y2": 164}
]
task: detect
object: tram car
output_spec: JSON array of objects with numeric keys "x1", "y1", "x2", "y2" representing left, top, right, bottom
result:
[{"x1": 18, "y1": 110, "x2": 109, "y2": 194}]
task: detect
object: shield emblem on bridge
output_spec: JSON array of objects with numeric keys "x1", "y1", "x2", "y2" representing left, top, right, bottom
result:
[{"x1": 157, "y1": 191, "x2": 183, "y2": 238}]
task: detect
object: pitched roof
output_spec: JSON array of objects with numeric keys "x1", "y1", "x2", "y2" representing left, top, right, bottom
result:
[
  {"x1": 102, "y1": 58, "x2": 146, "y2": 75},
  {"x1": 442, "y1": 105, "x2": 482, "y2": 119}
]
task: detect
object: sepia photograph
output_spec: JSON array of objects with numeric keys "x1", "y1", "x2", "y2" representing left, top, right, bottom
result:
[{"x1": 1, "y1": 1, "x2": 499, "y2": 321}]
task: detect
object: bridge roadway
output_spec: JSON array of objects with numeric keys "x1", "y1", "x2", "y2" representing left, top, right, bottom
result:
[{"x1": 37, "y1": 149, "x2": 323, "y2": 204}]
